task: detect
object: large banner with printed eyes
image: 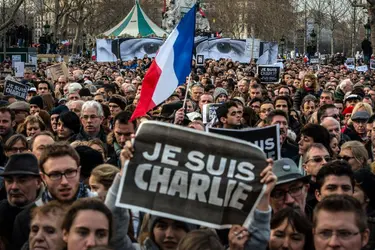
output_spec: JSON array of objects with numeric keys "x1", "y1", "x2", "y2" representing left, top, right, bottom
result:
[{"x1": 96, "y1": 37, "x2": 277, "y2": 63}]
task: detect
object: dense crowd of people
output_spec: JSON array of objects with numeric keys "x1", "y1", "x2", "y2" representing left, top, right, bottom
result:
[{"x1": 0, "y1": 54, "x2": 374, "y2": 250}]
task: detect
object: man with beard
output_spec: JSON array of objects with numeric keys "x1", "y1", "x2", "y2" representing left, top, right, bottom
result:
[
  {"x1": 107, "y1": 111, "x2": 136, "y2": 167},
  {"x1": 11, "y1": 142, "x2": 97, "y2": 250},
  {"x1": 0, "y1": 107, "x2": 15, "y2": 143},
  {"x1": 0, "y1": 154, "x2": 42, "y2": 249},
  {"x1": 300, "y1": 95, "x2": 317, "y2": 124}
]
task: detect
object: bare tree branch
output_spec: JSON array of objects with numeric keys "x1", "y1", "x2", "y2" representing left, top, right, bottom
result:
[{"x1": 0, "y1": 0, "x2": 25, "y2": 32}]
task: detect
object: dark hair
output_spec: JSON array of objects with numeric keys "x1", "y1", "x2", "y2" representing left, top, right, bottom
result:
[
  {"x1": 37, "y1": 81, "x2": 51, "y2": 90},
  {"x1": 321, "y1": 90, "x2": 334, "y2": 100},
  {"x1": 101, "y1": 104, "x2": 111, "y2": 119},
  {"x1": 278, "y1": 85, "x2": 291, "y2": 94},
  {"x1": 313, "y1": 195, "x2": 367, "y2": 232},
  {"x1": 317, "y1": 104, "x2": 336, "y2": 123},
  {"x1": 5, "y1": 134, "x2": 27, "y2": 151},
  {"x1": 300, "y1": 124, "x2": 333, "y2": 156},
  {"x1": 250, "y1": 83, "x2": 261, "y2": 89},
  {"x1": 59, "y1": 111, "x2": 81, "y2": 134},
  {"x1": 113, "y1": 111, "x2": 136, "y2": 129},
  {"x1": 315, "y1": 160, "x2": 355, "y2": 192},
  {"x1": 249, "y1": 97, "x2": 262, "y2": 105},
  {"x1": 177, "y1": 229, "x2": 224, "y2": 250},
  {"x1": 264, "y1": 109, "x2": 289, "y2": 125},
  {"x1": 271, "y1": 207, "x2": 313, "y2": 250},
  {"x1": 39, "y1": 142, "x2": 80, "y2": 172},
  {"x1": 274, "y1": 96, "x2": 292, "y2": 111},
  {"x1": 204, "y1": 84, "x2": 215, "y2": 93},
  {"x1": 0, "y1": 107, "x2": 15, "y2": 121},
  {"x1": 216, "y1": 101, "x2": 238, "y2": 123},
  {"x1": 61, "y1": 198, "x2": 113, "y2": 240}
]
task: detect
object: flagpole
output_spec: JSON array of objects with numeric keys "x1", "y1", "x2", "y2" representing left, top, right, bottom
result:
[{"x1": 182, "y1": 73, "x2": 192, "y2": 109}]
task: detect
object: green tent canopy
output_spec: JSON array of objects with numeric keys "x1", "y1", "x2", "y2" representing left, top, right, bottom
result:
[{"x1": 103, "y1": 1, "x2": 168, "y2": 37}]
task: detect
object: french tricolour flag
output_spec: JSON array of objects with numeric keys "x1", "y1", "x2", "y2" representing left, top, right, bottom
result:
[{"x1": 130, "y1": 5, "x2": 196, "y2": 121}]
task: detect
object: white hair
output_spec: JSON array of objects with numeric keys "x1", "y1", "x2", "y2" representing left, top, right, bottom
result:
[
  {"x1": 321, "y1": 117, "x2": 340, "y2": 129},
  {"x1": 81, "y1": 100, "x2": 104, "y2": 117},
  {"x1": 339, "y1": 79, "x2": 352, "y2": 91}
]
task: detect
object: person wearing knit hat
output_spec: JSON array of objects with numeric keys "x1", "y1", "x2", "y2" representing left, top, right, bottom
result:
[
  {"x1": 213, "y1": 87, "x2": 228, "y2": 103},
  {"x1": 108, "y1": 95, "x2": 126, "y2": 118},
  {"x1": 75, "y1": 145, "x2": 104, "y2": 181},
  {"x1": 29, "y1": 95, "x2": 43, "y2": 115},
  {"x1": 342, "y1": 106, "x2": 354, "y2": 126},
  {"x1": 57, "y1": 111, "x2": 81, "y2": 142},
  {"x1": 50, "y1": 105, "x2": 69, "y2": 134}
]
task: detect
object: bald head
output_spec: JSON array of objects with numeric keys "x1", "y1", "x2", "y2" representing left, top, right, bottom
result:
[{"x1": 321, "y1": 117, "x2": 341, "y2": 141}]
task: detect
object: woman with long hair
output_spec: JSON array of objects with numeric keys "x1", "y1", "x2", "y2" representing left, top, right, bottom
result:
[{"x1": 293, "y1": 74, "x2": 320, "y2": 111}]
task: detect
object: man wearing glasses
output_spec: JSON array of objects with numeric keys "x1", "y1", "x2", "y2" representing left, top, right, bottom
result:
[
  {"x1": 303, "y1": 143, "x2": 331, "y2": 182},
  {"x1": 313, "y1": 195, "x2": 369, "y2": 250},
  {"x1": 75, "y1": 100, "x2": 107, "y2": 143},
  {"x1": 12, "y1": 142, "x2": 97, "y2": 249},
  {"x1": 271, "y1": 158, "x2": 311, "y2": 217}
]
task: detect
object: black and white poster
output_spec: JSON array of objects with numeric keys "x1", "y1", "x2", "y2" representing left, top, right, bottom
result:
[
  {"x1": 208, "y1": 125, "x2": 281, "y2": 160},
  {"x1": 202, "y1": 103, "x2": 222, "y2": 124},
  {"x1": 195, "y1": 38, "x2": 250, "y2": 63},
  {"x1": 4, "y1": 80, "x2": 29, "y2": 100},
  {"x1": 257, "y1": 65, "x2": 281, "y2": 83},
  {"x1": 116, "y1": 121, "x2": 267, "y2": 229},
  {"x1": 310, "y1": 57, "x2": 319, "y2": 64}
]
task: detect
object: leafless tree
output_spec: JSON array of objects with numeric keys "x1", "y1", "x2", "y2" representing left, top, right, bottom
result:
[{"x1": 0, "y1": 0, "x2": 25, "y2": 32}]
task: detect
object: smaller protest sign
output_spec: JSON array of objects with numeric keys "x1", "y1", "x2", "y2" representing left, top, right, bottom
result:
[
  {"x1": 202, "y1": 103, "x2": 222, "y2": 124},
  {"x1": 346, "y1": 58, "x2": 355, "y2": 70},
  {"x1": 45, "y1": 62, "x2": 69, "y2": 81},
  {"x1": 12, "y1": 55, "x2": 21, "y2": 68},
  {"x1": 370, "y1": 60, "x2": 375, "y2": 70},
  {"x1": 196, "y1": 54, "x2": 204, "y2": 66},
  {"x1": 310, "y1": 57, "x2": 319, "y2": 64},
  {"x1": 4, "y1": 80, "x2": 29, "y2": 100},
  {"x1": 116, "y1": 121, "x2": 267, "y2": 229},
  {"x1": 356, "y1": 65, "x2": 368, "y2": 72},
  {"x1": 25, "y1": 63, "x2": 37, "y2": 72},
  {"x1": 208, "y1": 125, "x2": 281, "y2": 160},
  {"x1": 14, "y1": 62, "x2": 24, "y2": 78},
  {"x1": 257, "y1": 65, "x2": 280, "y2": 83}
]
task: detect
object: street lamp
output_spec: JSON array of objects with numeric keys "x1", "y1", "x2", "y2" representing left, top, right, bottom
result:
[
  {"x1": 280, "y1": 36, "x2": 285, "y2": 57},
  {"x1": 310, "y1": 29, "x2": 317, "y2": 54},
  {"x1": 364, "y1": 19, "x2": 371, "y2": 40},
  {"x1": 43, "y1": 22, "x2": 50, "y2": 35}
]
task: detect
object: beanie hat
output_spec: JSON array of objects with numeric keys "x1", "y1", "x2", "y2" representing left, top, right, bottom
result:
[
  {"x1": 342, "y1": 106, "x2": 354, "y2": 115},
  {"x1": 213, "y1": 88, "x2": 228, "y2": 101},
  {"x1": 108, "y1": 96, "x2": 126, "y2": 110},
  {"x1": 59, "y1": 111, "x2": 81, "y2": 134},
  {"x1": 75, "y1": 145, "x2": 104, "y2": 179},
  {"x1": 50, "y1": 105, "x2": 69, "y2": 116},
  {"x1": 148, "y1": 215, "x2": 197, "y2": 233},
  {"x1": 29, "y1": 95, "x2": 44, "y2": 109},
  {"x1": 79, "y1": 88, "x2": 93, "y2": 97}
]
